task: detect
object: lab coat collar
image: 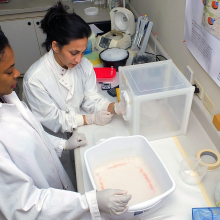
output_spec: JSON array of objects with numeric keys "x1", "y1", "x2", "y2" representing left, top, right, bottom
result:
[
  {"x1": 48, "y1": 49, "x2": 75, "y2": 102},
  {"x1": 53, "y1": 54, "x2": 67, "y2": 79},
  {"x1": 3, "y1": 92, "x2": 31, "y2": 123},
  {"x1": 2, "y1": 92, "x2": 42, "y2": 135},
  {"x1": 58, "y1": 70, "x2": 75, "y2": 102},
  {"x1": 44, "y1": 51, "x2": 68, "y2": 110}
]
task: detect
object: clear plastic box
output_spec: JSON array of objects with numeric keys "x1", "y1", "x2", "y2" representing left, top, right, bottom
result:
[{"x1": 119, "y1": 60, "x2": 195, "y2": 140}]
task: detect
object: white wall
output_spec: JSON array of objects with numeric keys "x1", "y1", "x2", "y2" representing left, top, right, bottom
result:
[{"x1": 130, "y1": 0, "x2": 220, "y2": 119}]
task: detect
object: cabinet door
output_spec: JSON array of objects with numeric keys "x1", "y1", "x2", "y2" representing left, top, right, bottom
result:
[
  {"x1": 0, "y1": 19, "x2": 41, "y2": 74},
  {"x1": 33, "y1": 18, "x2": 47, "y2": 56}
]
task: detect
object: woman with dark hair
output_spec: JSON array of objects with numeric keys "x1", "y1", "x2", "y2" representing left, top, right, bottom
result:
[
  {"x1": 0, "y1": 29, "x2": 131, "y2": 219},
  {"x1": 23, "y1": 1, "x2": 125, "y2": 141}
]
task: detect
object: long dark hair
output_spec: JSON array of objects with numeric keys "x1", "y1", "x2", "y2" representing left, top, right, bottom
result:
[
  {"x1": 0, "y1": 28, "x2": 10, "y2": 62},
  {"x1": 40, "y1": 1, "x2": 91, "y2": 52}
]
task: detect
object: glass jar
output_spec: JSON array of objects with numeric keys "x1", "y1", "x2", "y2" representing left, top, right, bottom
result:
[
  {"x1": 110, "y1": 0, "x2": 125, "y2": 9},
  {"x1": 93, "y1": 0, "x2": 106, "y2": 8}
]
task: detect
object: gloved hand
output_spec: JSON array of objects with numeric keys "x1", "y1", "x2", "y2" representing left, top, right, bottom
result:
[
  {"x1": 85, "y1": 111, "x2": 113, "y2": 126},
  {"x1": 96, "y1": 189, "x2": 132, "y2": 215},
  {"x1": 64, "y1": 133, "x2": 87, "y2": 150},
  {"x1": 114, "y1": 102, "x2": 126, "y2": 115}
]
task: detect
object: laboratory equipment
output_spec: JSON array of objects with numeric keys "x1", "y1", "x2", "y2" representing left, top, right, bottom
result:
[
  {"x1": 94, "y1": 67, "x2": 116, "y2": 82},
  {"x1": 84, "y1": 135, "x2": 176, "y2": 220},
  {"x1": 132, "y1": 53, "x2": 155, "y2": 64},
  {"x1": 92, "y1": 127, "x2": 115, "y2": 145},
  {"x1": 93, "y1": 0, "x2": 106, "y2": 8},
  {"x1": 180, "y1": 157, "x2": 208, "y2": 185},
  {"x1": 96, "y1": 7, "x2": 135, "y2": 51},
  {"x1": 116, "y1": 87, "x2": 120, "y2": 101},
  {"x1": 131, "y1": 15, "x2": 153, "y2": 54},
  {"x1": 84, "y1": 40, "x2": 92, "y2": 55},
  {"x1": 84, "y1": 51, "x2": 102, "y2": 66},
  {"x1": 107, "y1": 85, "x2": 119, "y2": 97},
  {"x1": 192, "y1": 207, "x2": 220, "y2": 220},
  {"x1": 101, "y1": 83, "x2": 111, "y2": 90},
  {"x1": 119, "y1": 60, "x2": 195, "y2": 140},
  {"x1": 99, "y1": 48, "x2": 129, "y2": 71},
  {"x1": 109, "y1": 0, "x2": 125, "y2": 9}
]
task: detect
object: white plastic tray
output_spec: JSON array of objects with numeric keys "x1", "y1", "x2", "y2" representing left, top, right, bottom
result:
[{"x1": 84, "y1": 135, "x2": 176, "y2": 212}]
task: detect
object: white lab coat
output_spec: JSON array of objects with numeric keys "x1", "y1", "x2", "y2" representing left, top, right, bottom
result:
[
  {"x1": 0, "y1": 92, "x2": 102, "y2": 220},
  {"x1": 23, "y1": 49, "x2": 111, "y2": 138}
]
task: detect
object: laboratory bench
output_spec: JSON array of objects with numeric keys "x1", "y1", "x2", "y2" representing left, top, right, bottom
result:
[
  {"x1": 74, "y1": 84, "x2": 220, "y2": 219},
  {"x1": 73, "y1": 47, "x2": 220, "y2": 219}
]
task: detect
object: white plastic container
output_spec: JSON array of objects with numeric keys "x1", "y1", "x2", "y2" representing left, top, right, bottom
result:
[
  {"x1": 92, "y1": 126, "x2": 115, "y2": 145},
  {"x1": 84, "y1": 135, "x2": 176, "y2": 220},
  {"x1": 84, "y1": 7, "x2": 99, "y2": 16},
  {"x1": 119, "y1": 60, "x2": 195, "y2": 141}
]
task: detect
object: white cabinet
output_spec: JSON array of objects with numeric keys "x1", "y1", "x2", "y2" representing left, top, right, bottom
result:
[
  {"x1": 33, "y1": 18, "x2": 47, "y2": 56},
  {"x1": 0, "y1": 18, "x2": 46, "y2": 74}
]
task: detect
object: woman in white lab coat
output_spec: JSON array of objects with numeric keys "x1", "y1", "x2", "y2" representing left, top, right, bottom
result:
[
  {"x1": 0, "y1": 29, "x2": 131, "y2": 220},
  {"x1": 23, "y1": 1, "x2": 125, "y2": 140}
]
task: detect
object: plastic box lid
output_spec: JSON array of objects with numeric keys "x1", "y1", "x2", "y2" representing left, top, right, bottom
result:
[
  {"x1": 192, "y1": 207, "x2": 220, "y2": 220},
  {"x1": 120, "y1": 60, "x2": 192, "y2": 96}
]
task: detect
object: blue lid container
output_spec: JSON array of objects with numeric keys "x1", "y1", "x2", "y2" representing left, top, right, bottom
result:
[
  {"x1": 84, "y1": 40, "x2": 92, "y2": 55},
  {"x1": 192, "y1": 208, "x2": 220, "y2": 220}
]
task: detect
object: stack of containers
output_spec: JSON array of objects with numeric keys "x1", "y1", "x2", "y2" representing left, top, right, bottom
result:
[{"x1": 119, "y1": 59, "x2": 195, "y2": 140}]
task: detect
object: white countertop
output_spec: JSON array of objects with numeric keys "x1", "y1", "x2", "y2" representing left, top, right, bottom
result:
[
  {"x1": 74, "y1": 90, "x2": 219, "y2": 219},
  {"x1": 75, "y1": 85, "x2": 220, "y2": 200},
  {"x1": 74, "y1": 43, "x2": 220, "y2": 207},
  {"x1": 73, "y1": 65, "x2": 220, "y2": 219}
]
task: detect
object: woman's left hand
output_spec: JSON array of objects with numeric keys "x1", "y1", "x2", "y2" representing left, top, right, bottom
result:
[{"x1": 64, "y1": 132, "x2": 87, "y2": 150}]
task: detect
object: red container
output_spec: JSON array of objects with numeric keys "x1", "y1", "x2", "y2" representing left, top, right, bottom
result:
[{"x1": 94, "y1": 67, "x2": 116, "y2": 82}]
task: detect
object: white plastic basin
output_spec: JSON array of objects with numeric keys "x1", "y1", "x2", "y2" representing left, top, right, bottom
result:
[{"x1": 84, "y1": 135, "x2": 176, "y2": 214}]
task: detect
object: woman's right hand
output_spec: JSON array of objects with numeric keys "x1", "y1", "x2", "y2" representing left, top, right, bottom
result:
[
  {"x1": 85, "y1": 111, "x2": 113, "y2": 126},
  {"x1": 96, "y1": 189, "x2": 132, "y2": 215}
]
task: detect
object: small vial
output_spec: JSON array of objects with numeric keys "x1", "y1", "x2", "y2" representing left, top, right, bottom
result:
[{"x1": 155, "y1": 33, "x2": 157, "y2": 62}]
